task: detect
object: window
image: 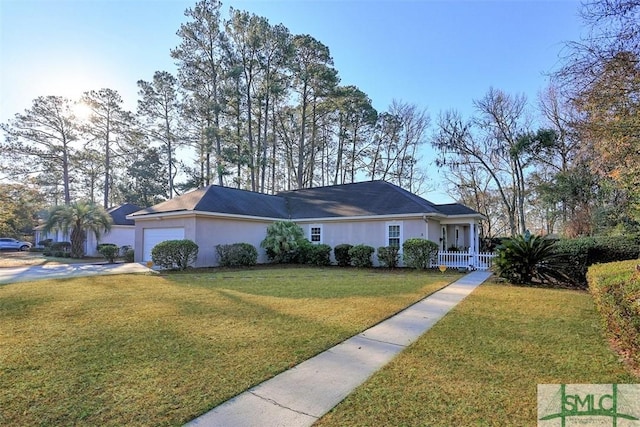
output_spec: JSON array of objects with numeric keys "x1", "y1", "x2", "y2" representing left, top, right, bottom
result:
[
  {"x1": 310, "y1": 226, "x2": 322, "y2": 243},
  {"x1": 387, "y1": 224, "x2": 401, "y2": 248}
]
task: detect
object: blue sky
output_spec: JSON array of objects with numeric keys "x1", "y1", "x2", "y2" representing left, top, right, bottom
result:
[{"x1": 0, "y1": 0, "x2": 584, "y2": 202}]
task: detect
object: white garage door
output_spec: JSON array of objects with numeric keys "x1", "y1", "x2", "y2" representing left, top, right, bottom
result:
[{"x1": 143, "y1": 227, "x2": 185, "y2": 261}]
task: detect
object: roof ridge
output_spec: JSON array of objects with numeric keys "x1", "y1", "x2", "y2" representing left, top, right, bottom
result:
[{"x1": 278, "y1": 179, "x2": 386, "y2": 196}]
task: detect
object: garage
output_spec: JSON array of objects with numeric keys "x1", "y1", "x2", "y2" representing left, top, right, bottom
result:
[{"x1": 143, "y1": 227, "x2": 185, "y2": 261}]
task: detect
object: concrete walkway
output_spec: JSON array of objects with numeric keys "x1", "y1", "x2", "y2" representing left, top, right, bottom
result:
[
  {"x1": 186, "y1": 270, "x2": 493, "y2": 427},
  {"x1": 0, "y1": 262, "x2": 154, "y2": 284}
]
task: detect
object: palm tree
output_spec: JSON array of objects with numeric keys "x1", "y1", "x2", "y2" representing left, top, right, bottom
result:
[{"x1": 44, "y1": 202, "x2": 112, "y2": 258}]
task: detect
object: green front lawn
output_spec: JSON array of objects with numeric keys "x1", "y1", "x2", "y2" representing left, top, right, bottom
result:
[
  {"x1": 0, "y1": 267, "x2": 458, "y2": 426},
  {"x1": 316, "y1": 281, "x2": 637, "y2": 426}
]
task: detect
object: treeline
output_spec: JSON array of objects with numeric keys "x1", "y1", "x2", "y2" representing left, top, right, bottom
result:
[
  {"x1": 431, "y1": 0, "x2": 640, "y2": 238},
  {"x1": 0, "y1": 0, "x2": 428, "y2": 210}
]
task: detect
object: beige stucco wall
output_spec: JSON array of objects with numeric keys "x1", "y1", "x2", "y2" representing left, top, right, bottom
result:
[
  {"x1": 134, "y1": 215, "x2": 272, "y2": 267},
  {"x1": 193, "y1": 216, "x2": 272, "y2": 266},
  {"x1": 297, "y1": 217, "x2": 439, "y2": 266}
]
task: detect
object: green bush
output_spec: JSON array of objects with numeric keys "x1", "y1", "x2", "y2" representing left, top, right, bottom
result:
[
  {"x1": 588, "y1": 260, "x2": 640, "y2": 369},
  {"x1": 349, "y1": 244, "x2": 375, "y2": 268},
  {"x1": 307, "y1": 244, "x2": 332, "y2": 266},
  {"x1": 334, "y1": 244, "x2": 353, "y2": 267},
  {"x1": 494, "y1": 234, "x2": 568, "y2": 286},
  {"x1": 151, "y1": 239, "x2": 199, "y2": 270},
  {"x1": 403, "y1": 238, "x2": 438, "y2": 270},
  {"x1": 293, "y1": 239, "x2": 313, "y2": 264},
  {"x1": 38, "y1": 238, "x2": 53, "y2": 248},
  {"x1": 51, "y1": 241, "x2": 71, "y2": 253},
  {"x1": 553, "y1": 235, "x2": 640, "y2": 288},
  {"x1": 123, "y1": 248, "x2": 135, "y2": 263},
  {"x1": 377, "y1": 246, "x2": 400, "y2": 268},
  {"x1": 216, "y1": 243, "x2": 258, "y2": 267},
  {"x1": 260, "y1": 221, "x2": 307, "y2": 263},
  {"x1": 54, "y1": 251, "x2": 64, "y2": 258},
  {"x1": 98, "y1": 244, "x2": 119, "y2": 263}
]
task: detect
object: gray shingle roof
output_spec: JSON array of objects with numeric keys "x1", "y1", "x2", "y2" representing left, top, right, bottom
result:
[
  {"x1": 108, "y1": 204, "x2": 144, "y2": 225},
  {"x1": 130, "y1": 186, "x2": 289, "y2": 219},
  {"x1": 278, "y1": 181, "x2": 442, "y2": 218},
  {"x1": 129, "y1": 181, "x2": 481, "y2": 220}
]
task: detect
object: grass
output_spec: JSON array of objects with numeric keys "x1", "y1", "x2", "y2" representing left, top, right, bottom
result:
[
  {"x1": 0, "y1": 266, "x2": 458, "y2": 426},
  {"x1": 315, "y1": 281, "x2": 638, "y2": 427}
]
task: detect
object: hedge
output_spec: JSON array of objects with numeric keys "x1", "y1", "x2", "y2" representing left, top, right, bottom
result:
[
  {"x1": 588, "y1": 260, "x2": 640, "y2": 370},
  {"x1": 306, "y1": 244, "x2": 332, "y2": 266},
  {"x1": 553, "y1": 235, "x2": 640, "y2": 288},
  {"x1": 216, "y1": 243, "x2": 258, "y2": 267}
]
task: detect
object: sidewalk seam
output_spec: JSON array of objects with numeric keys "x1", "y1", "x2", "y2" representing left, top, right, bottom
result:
[{"x1": 248, "y1": 391, "x2": 319, "y2": 420}]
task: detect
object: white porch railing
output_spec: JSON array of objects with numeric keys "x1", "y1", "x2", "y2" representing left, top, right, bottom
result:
[{"x1": 432, "y1": 250, "x2": 496, "y2": 271}]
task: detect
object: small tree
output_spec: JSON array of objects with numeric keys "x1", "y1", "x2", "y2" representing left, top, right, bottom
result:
[
  {"x1": 98, "y1": 243, "x2": 119, "y2": 263},
  {"x1": 260, "y1": 221, "x2": 307, "y2": 263},
  {"x1": 403, "y1": 238, "x2": 438, "y2": 270},
  {"x1": 43, "y1": 202, "x2": 112, "y2": 258}
]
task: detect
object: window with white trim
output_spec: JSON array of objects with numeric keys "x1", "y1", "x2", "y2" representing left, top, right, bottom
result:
[
  {"x1": 310, "y1": 225, "x2": 322, "y2": 243},
  {"x1": 387, "y1": 223, "x2": 402, "y2": 248}
]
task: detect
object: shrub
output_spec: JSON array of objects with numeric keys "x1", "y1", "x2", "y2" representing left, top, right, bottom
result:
[
  {"x1": 494, "y1": 234, "x2": 569, "y2": 285},
  {"x1": 123, "y1": 248, "x2": 135, "y2": 263},
  {"x1": 119, "y1": 245, "x2": 132, "y2": 256},
  {"x1": 38, "y1": 238, "x2": 53, "y2": 248},
  {"x1": 98, "y1": 244, "x2": 119, "y2": 263},
  {"x1": 294, "y1": 239, "x2": 314, "y2": 264},
  {"x1": 349, "y1": 244, "x2": 375, "y2": 268},
  {"x1": 588, "y1": 260, "x2": 640, "y2": 370},
  {"x1": 553, "y1": 235, "x2": 640, "y2": 288},
  {"x1": 97, "y1": 243, "x2": 117, "y2": 251},
  {"x1": 151, "y1": 239, "x2": 199, "y2": 270},
  {"x1": 307, "y1": 244, "x2": 332, "y2": 266},
  {"x1": 216, "y1": 243, "x2": 258, "y2": 267},
  {"x1": 51, "y1": 241, "x2": 71, "y2": 253},
  {"x1": 260, "y1": 221, "x2": 307, "y2": 263},
  {"x1": 377, "y1": 246, "x2": 400, "y2": 268},
  {"x1": 403, "y1": 238, "x2": 438, "y2": 270},
  {"x1": 334, "y1": 244, "x2": 353, "y2": 267},
  {"x1": 54, "y1": 251, "x2": 64, "y2": 258}
]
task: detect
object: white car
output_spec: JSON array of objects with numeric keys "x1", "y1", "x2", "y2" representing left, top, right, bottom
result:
[{"x1": 0, "y1": 238, "x2": 32, "y2": 251}]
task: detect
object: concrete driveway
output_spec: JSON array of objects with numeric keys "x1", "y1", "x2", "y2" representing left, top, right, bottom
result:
[{"x1": 0, "y1": 262, "x2": 155, "y2": 285}]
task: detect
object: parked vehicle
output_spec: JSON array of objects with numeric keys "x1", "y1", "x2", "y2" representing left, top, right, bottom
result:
[{"x1": 0, "y1": 238, "x2": 32, "y2": 251}]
